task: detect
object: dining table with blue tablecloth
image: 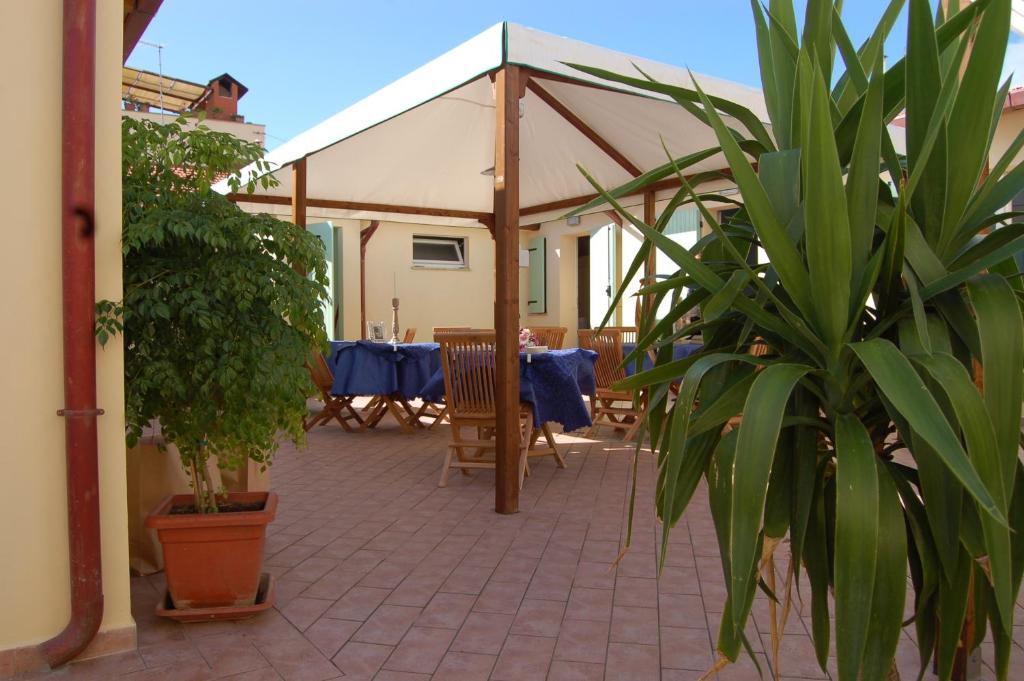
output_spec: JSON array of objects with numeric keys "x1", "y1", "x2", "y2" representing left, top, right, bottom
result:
[
  {"x1": 327, "y1": 341, "x2": 599, "y2": 433},
  {"x1": 418, "y1": 348, "x2": 598, "y2": 433},
  {"x1": 327, "y1": 340, "x2": 443, "y2": 431},
  {"x1": 621, "y1": 341, "x2": 702, "y2": 375}
]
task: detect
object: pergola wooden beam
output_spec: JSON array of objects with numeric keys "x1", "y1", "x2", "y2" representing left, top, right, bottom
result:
[
  {"x1": 519, "y1": 167, "x2": 732, "y2": 217},
  {"x1": 229, "y1": 192, "x2": 492, "y2": 224},
  {"x1": 526, "y1": 79, "x2": 642, "y2": 178},
  {"x1": 359, "y1": 220, "x2": 381, "y2": 339},
  {"x1": 493, "y1": 64, "x2": 522, "y2": 515},
  {"x1": 291, "y1": 157, "x2": 307, "y2": 228}
]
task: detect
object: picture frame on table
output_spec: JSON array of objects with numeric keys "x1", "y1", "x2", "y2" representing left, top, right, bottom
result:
[{"x1": 367, "y1": 321, "x2": 387, "y2": 342}]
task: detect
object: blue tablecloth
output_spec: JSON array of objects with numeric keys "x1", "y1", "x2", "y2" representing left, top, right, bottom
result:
[
  {"x1": 419, "y1": 348, "x2": 598, "y2": 432},
  {"x1": 327, "y1": 341, "x2": 441, "y2": 399},
  {"x1": 622, "y1": 341, "x2": 702, "y2": 376}
]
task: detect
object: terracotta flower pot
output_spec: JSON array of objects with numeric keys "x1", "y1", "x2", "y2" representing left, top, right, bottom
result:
[{"x1": 145, "y1": 491, "x2": 277, "y2": 610}]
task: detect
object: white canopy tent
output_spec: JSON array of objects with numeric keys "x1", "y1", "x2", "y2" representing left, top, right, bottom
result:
[
  {"x1": 217, "y1": 23, "x2": 766, "y2": 227},
  {"x1": 219, "y1": 23, "x2": 768, "y2": 512}
]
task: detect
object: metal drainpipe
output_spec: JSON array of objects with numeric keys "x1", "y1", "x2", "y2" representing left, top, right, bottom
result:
[{"x1": 40, "y1": 0, "x2": 104, "y2": 667}]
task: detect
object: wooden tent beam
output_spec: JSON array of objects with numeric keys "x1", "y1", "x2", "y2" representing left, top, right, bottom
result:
[
  {"x1": 493, "y1": 64, "x2": 522, "y2": 515},
  {"x1": 519, "y1": 166, "x2": 732, "y2": 217},
  {"x1": 229, "y1": 192, "x2": 492, "y2": 224},
  {"x1": 359, "y1": 220, "x2": 381, "y2": 339},
  {"x1": 526, "y1": 79, "x2": 642, "y2": 177}
]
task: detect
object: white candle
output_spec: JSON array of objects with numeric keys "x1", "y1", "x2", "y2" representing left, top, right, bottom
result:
[{"x1": 393, "y1": 272, "x2": 397, "y2": 297}]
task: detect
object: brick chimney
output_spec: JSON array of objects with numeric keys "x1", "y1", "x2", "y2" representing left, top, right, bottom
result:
[{"x1": 194, "y1": 73, "x2": 248, "y2": 122}]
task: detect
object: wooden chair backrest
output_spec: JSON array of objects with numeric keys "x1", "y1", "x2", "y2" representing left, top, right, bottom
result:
[
  {"x1": 307, "y1": 352, "x2": 335, "y2": 394},
  {"x1": 603, "y1": 326, "x2": 639, "y2": 345},
  {"x1": 749, "y1": 339, "x2": 770, "y2": 357},
  {"x1": 530, "y1": 326, "x2": 567, "y2": 349},
  {"x1": 578, "y1": 328, "x2": 627, "y2": 390},
  {"x1": 433, "y1": 326, "x2": 472, "y2": 334},
  {"x1": 436, "y1": 331, "x2": 498, "y2": 418},
  {"x1": 403, "y1": 328, "x2": 417, "y2": 343}
]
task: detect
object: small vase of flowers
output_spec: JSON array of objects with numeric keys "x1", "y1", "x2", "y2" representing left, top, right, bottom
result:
[{"x1": 518, "y1": 328, "x2": 537, "y2": 352}]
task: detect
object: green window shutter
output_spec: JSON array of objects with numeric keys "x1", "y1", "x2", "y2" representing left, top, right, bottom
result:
[
  {"x1": 662, "y1": 206, "x2": 700, "y2": 235},
  {"x1": 306, "y1": 222, "x2": 336, "y2": 338},
  {"x1": 527, "y1": 236, "x2": 546, "y2": 314}
]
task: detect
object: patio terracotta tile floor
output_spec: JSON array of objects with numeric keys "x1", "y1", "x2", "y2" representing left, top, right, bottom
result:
[{"x1": 18, "y1": 404, "x2": 1024, "y2": 680}]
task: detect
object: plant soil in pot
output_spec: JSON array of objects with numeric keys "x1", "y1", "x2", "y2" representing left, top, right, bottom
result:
[{"x1": 146, "y1": 491, "x2": 278, "y2": 610}]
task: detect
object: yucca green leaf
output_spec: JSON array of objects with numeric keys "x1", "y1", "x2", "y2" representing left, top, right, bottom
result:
[
  {"x1": 845, "y1": 50, "x2": 885, "y2": 276},
  {"x1": 936, "y1": 548, "x2": 973, "y2": 681},
  {"x1": 878, "y1": 0, "x2": 993, "y2": 119},
  {"x1": 788, "y1": 387, "x2": 820, "y2": 583},
  {"x1": 834, "y1": 414, "x2": 880, "y2": 681},
  {"x1": 759, "y1": 149, "x2": 801, "y2": 231},
  {"x1": 688, "y1": 74, "x2": 815, "y2": 320},
  {"x1": 803, "y1": 463, "x2": 833, "y2": 671},
  {"x1": 801, "y1": 0, "x2": 835, "y2": 86},
  {"x1": 919, "y1": 237, "x2": 1024, "y2": 301},
  {"x1": 905, "y1": 272, "x2": 932, "y2": 354},
  {"x1": 803, "y1": 62, "x2": 852, "y2": 349},
  {"x1": 832, "y1": 0, "x2": 905, "y2": 113},
  {"x1": 913, "y1": 352, "x2": 1013, "y2": 634},
  {"x1": 958, "y1": 128, "x2": 1024, "y2": 237},
  {"x1": 688, "y1": 370, "x2": 756, "y2": 438},
  {"x1": 859, "y1": 464, "x2": 908, "y2": 681},
  {"x1": 565, "y1": 63, "x2": 775, "y2": 152},
  {"x1": 968, "y1": 275, "x2": 1023, "y2": 503},
  {"x1": 567, "y1": 147, "x2": 723, "y2": 218},
  {"x1": 729, "y1": 363, "x2": 812, "y2": 627},
  {"x1": 850, "y1": 338, "x2": 1003, "y2": 522},
  {"x1": 656, "y1": 353, "x2": 754, "y2": 567},
  {"x1": 940, "y1": 0, "x2": 1011, "y2": 246},
  {"x1": 950, "y1": 224, "x2": 1024, "y2": 272},
  {"x1": 888, "y1": 462, "x2": 940, "y2": 673},
  {"x1": 905, "y1": 0, "x2": 948, "y2": 243}
]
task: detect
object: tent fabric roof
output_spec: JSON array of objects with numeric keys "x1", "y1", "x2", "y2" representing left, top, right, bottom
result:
[{"x1": 218, "y1": 22, "x2": 767, "y2": 227}]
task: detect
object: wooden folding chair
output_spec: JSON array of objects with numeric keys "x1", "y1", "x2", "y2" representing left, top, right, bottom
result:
[
  {"x1": 530, "y1": 326, "x2": 567, "y2": 349},
  {"x1": 436, "y1": 331, "x2": 544, "y2": 487},
  {"x1": 403, "y1": 328, "x2": 417, "y2": 343},
  {"x1": 304, "y1": 353, "x2": 364, "y2": 432},
  {"x1": 579, "y1": 328, "x2": 644, "y2": 441}
]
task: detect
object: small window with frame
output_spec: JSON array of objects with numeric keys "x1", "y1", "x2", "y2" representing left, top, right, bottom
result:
[{"x1": 412, "y1": 235, "x2": 467, "y2": 269}]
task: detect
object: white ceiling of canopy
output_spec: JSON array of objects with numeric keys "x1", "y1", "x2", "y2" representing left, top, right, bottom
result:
[{"x1": 218, "y1": 22, "x2": 770, "y2": 227}]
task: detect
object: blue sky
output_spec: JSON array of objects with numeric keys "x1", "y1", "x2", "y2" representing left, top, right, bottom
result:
[{"x1": 128, "y1": 1, "x2": 1022, "y2": 150}]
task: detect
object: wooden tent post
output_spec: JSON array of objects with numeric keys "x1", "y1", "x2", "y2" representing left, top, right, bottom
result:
[
  {"x1": 292, "y1": 157, "x2": 307, "y2": 228},
  {"x1": 359, "y1": 221, "x2": 381, "y2": 340},
  {"x1": 493, "y1": 64, "x2": 522, "y2": 514},
  {"x1": 643, "y1": 192, "x2": 656, "y2": 319}
]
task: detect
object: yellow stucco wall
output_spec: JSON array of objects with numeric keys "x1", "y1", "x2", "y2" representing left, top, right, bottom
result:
[
  {"x1": 0, "y1": 0, "x2": 132, "y2": 652},
  {"x1": 991, "y1": 107, "x2": 1024, "y2": 176},
  {"x1": 360, "y1": 222, "x2": 495, "y2": 340}
]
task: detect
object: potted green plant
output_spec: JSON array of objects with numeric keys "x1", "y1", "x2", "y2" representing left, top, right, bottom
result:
[
  {"x1": 574, "y1": 1, "x2": 1022, "y2": 679},
  {"x1": 99, "y1": 116, "x2": 329, "y2": 615}
]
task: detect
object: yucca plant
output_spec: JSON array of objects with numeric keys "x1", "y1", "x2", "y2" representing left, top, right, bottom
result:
[{"x1": 571, "y1": 0, "x2": 1023, "y2": 679}]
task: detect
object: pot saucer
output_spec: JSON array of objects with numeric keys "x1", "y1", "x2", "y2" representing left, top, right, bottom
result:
[{"x1": 156, "y1": 573, "x2": 275, "y2": 622}]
